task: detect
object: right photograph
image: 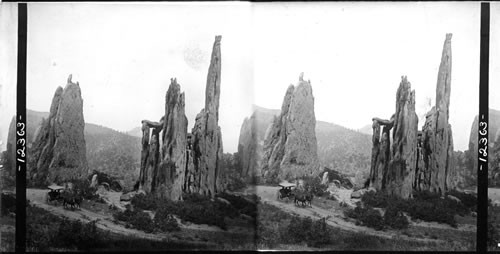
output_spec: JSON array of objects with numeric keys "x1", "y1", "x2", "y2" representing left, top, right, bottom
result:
[
  {"x1": 247, "y1": 2, "x2": 478, "y2": 251},
  {"x1": 488, "y1": 2, "x2": 500, "y2": 252}
]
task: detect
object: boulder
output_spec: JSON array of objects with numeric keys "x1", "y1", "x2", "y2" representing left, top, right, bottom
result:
[
  {"x1": 120, "y1": 191, "x2": 137, "y2": 202},
  {"x1": 90, "y1": 174, "x2": 98, "y2": 188},
  {"x1": 321, "y1": 172, "x2": 329, "y2": 185},
  {"x1": 446, "y1": 195, "x2": 461, "y2": 203}
]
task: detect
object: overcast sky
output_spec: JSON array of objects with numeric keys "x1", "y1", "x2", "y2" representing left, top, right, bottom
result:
[{"x1": 1, "y1": 2, "x2": 498, "y2": 153}]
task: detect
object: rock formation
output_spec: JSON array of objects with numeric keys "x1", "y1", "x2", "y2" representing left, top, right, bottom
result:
[
  {"x1": 138, "y1": 78, "x2": 188, "y2": 200},
  {"x1": 188, "y1": 35, "x2": 225, "y2": 196},
  {"x1": 138, "y1": 35, "x2": 224, "y2": 199},
  {"x1": 368, "y1": 34, "x2": 456, "y2": 198},
  {"x1": 28, "y1": 75, "x2": 88, "y2": 185},
  {"x1": 237, "y1": 106, "x2": 280, "y2": 181},
  {"x1": 369, "y1": 76, "x2": 418, "y2": 199},
  {"x1": 416, "y1": 33, "x2": 455, "y2": 194},
  {"x1": 261, "y1": 73, "x2": 320, "y2": 183}
]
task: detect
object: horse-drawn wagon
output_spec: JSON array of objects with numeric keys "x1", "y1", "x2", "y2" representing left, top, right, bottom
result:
[
  {"x1": 277, "y1": 181, "x2": 296, "y2": 201},
  {"x1": 45, "y1": 184, "x2": 65, "y2": 205}
]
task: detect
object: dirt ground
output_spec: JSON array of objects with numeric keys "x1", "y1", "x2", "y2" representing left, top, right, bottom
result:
[
  {"x1": 253, "y1": 185, "x2": 476, "y2": 244},
  {"x1": 26, "y1": 188, "x2": 255, "y2": 249}
]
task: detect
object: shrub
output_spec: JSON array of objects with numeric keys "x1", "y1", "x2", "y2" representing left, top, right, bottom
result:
[
  {"x1": 384, "y1": 204, "x2": 409, "y2": 230},
  {"x1": 216, "y1": 192, "x2": 257, "y2": 218},
  {"x1": 282, "y1": 216, "x2": 333, "y2": 247},
  {"x1": 1, "y1": 193, "x2": 16, "y2": 216},
  {"x1": 303, "y1": 176, "x2": 328, "y2": 197},
  {"x1": 446, "y1": 190, "x2": 477, "y2": 211},
  {"x1": 113, "y1": 208, "x2": 155, "y2": 233},
  {"x1": 154, "y1": 206, "x2": 180, "y2": 232},
  {"x1": 344, "y1": 203, "x2": 384, "y2": 230},
  {"x1": 361, "y1": 191, "x2": 389, "y2": 208},
  {"x1": 131, "y1": 193, "x2": 162, "y2": 211},
  {"x1": 71, "y1": 178, "x2": 100, "y2": 201}
]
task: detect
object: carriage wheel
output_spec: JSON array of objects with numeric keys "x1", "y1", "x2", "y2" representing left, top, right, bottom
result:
[{"x1": 276, "y1": 190, "x2": 281, "y2": 200}]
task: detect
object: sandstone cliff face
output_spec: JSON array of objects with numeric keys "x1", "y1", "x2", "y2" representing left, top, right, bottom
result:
[
  {"x1": 29, "y1": 75, "x2": 88, "y2": 185},
  {"x1": 189, "y1": 35, "x2": 224, "y2": 196},
  {"x1": 418, "y1": 33, "x2": 455, "y2": 194},
  {"x1": 261, "y1": 74, "x2": 320, "y2": 183},
  {"x1": 138, "y1": 36, "x2": 224, "y2": 199}
]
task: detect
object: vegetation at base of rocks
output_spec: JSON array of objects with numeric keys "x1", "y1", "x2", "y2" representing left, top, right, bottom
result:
[
  {"x1": 282, "y1": 217, "x2": 333, "y2": 247},
  {"x1": 488, "y1": 200, "x2": 500, "y2": 250},
  {"x1": 302, "y1": 175, "x2": 328, "y2": 197},
  {"x1": 1, "y1": 193, "x2": 16, "y2": 216},
  {"x1": 71, "y1": 178, "x2": 102, "y2": 201},
  {"x1": 26, "y1": 204, "x2": 106, "y2": 251},
  {"x1": 344, "y1": 203, "x2": 386, "y2": 230},
  {"x1": 221, "y1": 152, "x2": 247, "y2": 191},
  {"x1": 129, "y1": 192, "x2": 258, "y2": 230},
  {"x1": 113, "y1": 208, "x2": 156, "y2": 233},
  {"x1": 358, "y1": 189, "x2": 477, "y2": 228}
]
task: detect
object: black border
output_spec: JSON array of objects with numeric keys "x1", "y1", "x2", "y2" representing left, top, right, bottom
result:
[
  {"x1": 15, "y1": 3, "x2": 27, "y2": 253},
  {"x1": 478, "y1": 2, "x2": 489, "y2": 253}
]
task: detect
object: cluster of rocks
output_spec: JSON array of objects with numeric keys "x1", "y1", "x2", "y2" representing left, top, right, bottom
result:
[
  {"x1": 260, "y1": 73, "x2": 320, "y2": 183},
  {"x1": 368, "y1": 33, "x2": 456, "y2": 199},
  {"x1": 28, "y1": 75, "x2": 88, "y2": 185},
  {"x1": 137, "y1": 36, "x2": 224, "y2": 200}
]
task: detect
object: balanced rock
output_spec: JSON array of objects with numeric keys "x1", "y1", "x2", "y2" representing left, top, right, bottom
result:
[
  {"x1": 261, "y1": 74, "x2": 320, "y2": 183},
  {"x1": 28, "y1": 75, "x2": 88, "y2": 185}
]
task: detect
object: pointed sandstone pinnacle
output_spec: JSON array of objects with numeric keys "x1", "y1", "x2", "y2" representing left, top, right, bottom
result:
[
  {"x1": 28, "y1": 75, "x2": 87, "y2": 185},
  {"x1": 261, "y1": 74, "x2": 320, "y2": 183},
  {"x1": 419, "y1": 33, "x2": 455, "y2": 195},
  {"x1": 189, "y1": 35, "x2": 225, "y2": 197}
]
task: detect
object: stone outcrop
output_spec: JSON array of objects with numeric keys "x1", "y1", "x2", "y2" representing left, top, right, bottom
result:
[
  {"x1": 261, "y1": 73, "x2": 320, "y2": 183},
  {"x1": 188, "y1": 35, "x2": 224, "y2": 196},
  {"x1": 28, "y1": 75, "x2": 88, "y2": 185},
  {"x1": 237, "y1": 106, "x2": 280, "y2": 181},
  {"x1": 416, "y1": 33, "x2": 455, "y2": 194},
  {"x1": 369, "y1": 76, "x2": 418, "y2": 199},
  {"x1": 368, "y1": 34, "x2": 456, "y2": 198},
  {"x1": 386, "y1": 77, "x2": 418, "y2": 198},
  {"x1": 138, "y1": 35, "x2": 224, "y2": 199},
  {"x1": 138, "y1": 78, "x2": 188, "y2": 200}
]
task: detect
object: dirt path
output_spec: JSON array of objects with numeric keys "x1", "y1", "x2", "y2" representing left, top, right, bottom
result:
[
  {"x1": 253, "y1": 185, "x2": 474, "y2": 244},
  {"x1": 26, "y1": 188, "x2": 224, "y2": 247}
]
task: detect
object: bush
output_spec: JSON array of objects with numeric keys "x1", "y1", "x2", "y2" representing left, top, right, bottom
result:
[
  {"x1": 154, "y1": 206, "x2": 180, "y2": 232},
  {"x1": 216, "y1": 192, "x2": 257, "y2": 218},
  {"x1": 131, "y1": 193, "x2": 162, "y2": 211},
  {"x1": 282, "y1": 216, "x2": 333, "y2": 247},
  {"x1": 71, "y1": 178, "x2": 100, "y2": 201},
  {"x1": 384, "y1": 204, "x2": 409, "y2": 229},
  {"x1": 446, "y1": 190, "x2": 477, "y2": 211},
  {"x1": 344, "y1": 203, "x2": 384, "y2": 230},
  {"x1": 303, "y1": 176, "x2": 328, "y2": 197},
  {"x1": 1, "y1": 193, "x2": 16, "y2": 216},
  {"x1": 361, "y1": 191, "x2": 389, "y2": 208},
  {"x1": 113, "y1": 208, "x2": 155, "y2": 233}
]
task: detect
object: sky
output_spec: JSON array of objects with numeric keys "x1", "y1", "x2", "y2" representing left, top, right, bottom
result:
[
  {"x1": 253, "y1": 2, "x2": 480, "y2": 152},
  {"x1": 0, "y1": 2, "x2": 496, "y2": 153}
]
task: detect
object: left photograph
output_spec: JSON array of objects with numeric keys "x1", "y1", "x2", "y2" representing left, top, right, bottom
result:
[
  {"x1": 0, "y1": 3, "x2": 18, "y2": 253},
  {"x1": 19, "y1": 3, "x2": 256, "y2": 251}
]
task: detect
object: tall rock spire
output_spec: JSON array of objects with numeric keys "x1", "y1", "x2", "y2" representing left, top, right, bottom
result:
[
  {"x1": 418, "y1": 33, "x2": 455, "y2": 194},
  {"x1": 261, "y1": 74, "x2": 320, "y2": 183},
  {"x1": 28, "y1": 75, "x2": 88, "y2": 185}
]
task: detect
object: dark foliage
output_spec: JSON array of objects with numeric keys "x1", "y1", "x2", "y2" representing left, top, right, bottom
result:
[
  {"x1": 71, "y1": 178, "x2": 100, "y2": 201},
  {"x1": 302, "y1": 175, "x2": 328, "y2": 197},
  {"x1": 446, "y1": 190, "x2": 477, "y2": 211},
  {"x1": 113, "y1": 208, "x2": 155, "y2": 233},
  {"x1": 216, "y1": 192, "x2": 257, "y2": 217},
  {"x1": 344, "y1": 203, "x2": 384, "y2": 230},
  {"x1": 26, "y1": 204, "x2": 105, "y2": 251},
  {"x1": 131, "y1": 193, "x2": 162, "y2": 211},
  {"x1": 383, "y1": 204, "x2": 409, "y2": 230},
  {"x1": 154, "y1": 206, "x2": 180, "y2": 232},
  {"x1": 282, "y1": 216, "x2": 333, "y2": 247},
  {"x1": 1, "y1": 193, "x2": 16, "y2": 216}
]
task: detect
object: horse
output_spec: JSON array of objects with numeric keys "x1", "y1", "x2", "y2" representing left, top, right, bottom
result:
[
  {"x1": 305, "y1": 192, "x2": 313, "y2": 207},
  {"x1": 293, "y1": 191, "x2": 308, "y2": 207}
]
